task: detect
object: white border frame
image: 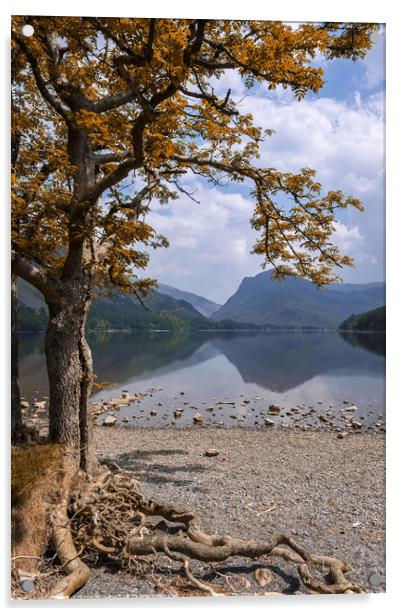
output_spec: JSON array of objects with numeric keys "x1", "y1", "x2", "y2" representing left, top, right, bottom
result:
[{"x1": 1, "y1": 2, "x2": 400, "y2": 614}]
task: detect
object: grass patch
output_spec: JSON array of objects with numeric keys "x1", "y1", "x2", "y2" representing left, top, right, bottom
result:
[{"x1": 11, "y1": 443, "x2": 64, "y2": 579}]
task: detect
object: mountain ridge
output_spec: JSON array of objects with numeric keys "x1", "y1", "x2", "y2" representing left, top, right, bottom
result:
[
  {"x1": 157, "y1": 282, "x2": 221, "y2": 318},
  {"x1": 16, "y1": 279, "x2": 257, "y2": 332},
  {"x1": 212, "y1": 270, "x2": 385, "y2": 328},
  {"x1": 16, "y1": 273, "x2": 386, "y2": 332}
]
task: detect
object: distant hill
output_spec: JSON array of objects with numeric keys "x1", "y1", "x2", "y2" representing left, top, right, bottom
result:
[
  {"x1": 16, "y1": 273, "x2": 386, "y2": 332},
  {"x1": 17, "y1": 279, "x2": 47, "y2": 331},
  {"x1": 16, "y1": 279, "x2": 254, "y2": 332},
  {"x1": 212, "y1": 270, "x2": 385, "y2": 328},
  {"x1": 16, "y1": 279, "x2": 212, "y2": 332},
  {"x1": 339, "y1": 305, "x2": 386, "y2": 332},
  {"x1": 157, "y1": 283, "x2": 221, "y2": 318},
  {"x1": 88, "y1": 290, "x2": 212, "y2": 331},
  {"x1": 17, "y1": 278, "x2": 46, "y2": 310}
]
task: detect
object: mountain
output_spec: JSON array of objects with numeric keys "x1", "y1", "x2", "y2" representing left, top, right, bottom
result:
[
  {"x1": 339, "y1": 305, "x2": 386, "y2": 332},
  {"x1": 16, "y1": 279, "x2": 48, "y2": 331},
  {"x1": 88, "y1": 290, "x2": 211, "y2": 331},
  {"x1": 16, "y1": 279, "x2": 253, "y2": 332},
  {"x1": 16, "y1": 273, "x2": 386, "y2": 332},
  {"x1": 16, "y1": 279, "x2": 212, "y2": 332},
  {"x1": 17, "y1": 279, "x2": 46, "y2": 310},
  {"x1": 212, "y1": 271, "x2": 386, "y2": 328},
  {"x1": 157, "y1": 283, "x2": 221, "y2": 318}
]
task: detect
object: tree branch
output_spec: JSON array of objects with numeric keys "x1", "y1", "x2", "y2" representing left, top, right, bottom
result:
[
  {"x1": 15, "y1": 35, "x2": 70, "y2": 120},
  {"x1": 11, "y1": 251, "x2": 58, "y2": 302},
  {"x1": 92, "y1": 91, "x2": 137, "y2": 113}
]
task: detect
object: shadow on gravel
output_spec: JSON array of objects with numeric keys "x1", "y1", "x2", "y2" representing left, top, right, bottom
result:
[
  {"x1": 125, "y1": 448, "x2": 190, "y2": 459},
  {"x1": 101, "y1": 451, "x2": 208, "y2": 487}
]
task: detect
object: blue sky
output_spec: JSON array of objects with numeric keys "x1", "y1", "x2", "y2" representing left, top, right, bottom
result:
[{"x1": 146, "y1": 27, "x2": 385, "y2": 304}]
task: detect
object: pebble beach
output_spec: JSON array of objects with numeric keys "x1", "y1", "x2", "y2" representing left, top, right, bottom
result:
[{"x1": 73, "y1": 425, "x2": 385, "y2": 598}]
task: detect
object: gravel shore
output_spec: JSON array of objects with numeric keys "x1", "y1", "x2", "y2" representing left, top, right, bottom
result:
[{"x1": 75, "y1": 426, "x2": 385, "y2": 598}]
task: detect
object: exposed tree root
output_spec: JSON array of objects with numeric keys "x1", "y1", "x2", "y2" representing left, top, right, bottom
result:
[
  {"x1": 48, "y1": 495, "x2": 91, "y2": 599},
  {"x1": 43, "y1": 463, "x2": 366, "y2": 598}
]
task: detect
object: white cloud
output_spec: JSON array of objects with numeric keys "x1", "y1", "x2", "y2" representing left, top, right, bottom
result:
[
  {"x1": 246, "y1": 94, "x2": 384, "y2": 178},
  {"x1": 144, "y1": 79, "x2": 384, "y2": 302},
  {"x1": 209, "y1": 70, "x2": 246, "y2": 102},
  {"x1": 146, "y1": 184, "x2": 261, "y2": 303},
  {"x1": 332, "y1": 222, "x2": 363, "y2": 252}
]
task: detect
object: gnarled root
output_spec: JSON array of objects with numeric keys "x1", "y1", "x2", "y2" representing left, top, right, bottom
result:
[
  {"x1": 55, "y1": 465, "x2": 366, "y2": 597},
  {"x1": 48, "y1": 495, "x2": 91, "y2": 599}
]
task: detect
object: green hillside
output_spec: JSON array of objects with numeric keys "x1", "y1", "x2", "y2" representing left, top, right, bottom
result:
[
  {"x1": 88, "y1": 291, "x2": 211, "y2": 331},
  {"x1": 16, "y1": 279, "x2": 257, "y2": 332},
  {"x1": 339, "y1": 305, "x2": 386, "y2": 332}
]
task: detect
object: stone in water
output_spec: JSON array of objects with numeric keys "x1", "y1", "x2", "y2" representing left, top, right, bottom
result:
[{"x1": 103, "y1": 415, "x2": 117, "y2": 426}]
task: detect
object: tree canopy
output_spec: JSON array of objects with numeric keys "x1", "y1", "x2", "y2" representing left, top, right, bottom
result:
[{"x1": 11, "y1": 17, "x2": 377, "y2": 295}]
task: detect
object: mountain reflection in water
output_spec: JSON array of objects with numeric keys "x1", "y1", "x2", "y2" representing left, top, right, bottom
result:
[{"x1": 18, "y1": 330, "x2": 385, "y2": 418}]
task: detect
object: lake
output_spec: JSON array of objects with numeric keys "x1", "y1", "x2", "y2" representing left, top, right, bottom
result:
[{"x1": 18, "y1": 330, "x2": 385, "y2": 429}]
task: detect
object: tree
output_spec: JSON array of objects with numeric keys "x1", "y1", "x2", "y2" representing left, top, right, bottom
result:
[
  {"x1": 11, "y1": 17, "x2": 378, "y2": 597},
  {"x1": 11, "y1": 273, "x2": 24, "y2": 443}
]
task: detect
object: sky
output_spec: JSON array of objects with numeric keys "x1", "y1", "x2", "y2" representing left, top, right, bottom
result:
[{"x1": 145, "y1": 26, "x2": 385, "y2": 304}]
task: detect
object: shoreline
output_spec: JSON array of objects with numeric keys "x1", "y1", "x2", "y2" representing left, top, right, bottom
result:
[
  {"x1": 20, "y1": 327, "x2": 385, "y2": 334},
  {"x1": 74, "y1": 426, "x2": 385, "y2": 598}
]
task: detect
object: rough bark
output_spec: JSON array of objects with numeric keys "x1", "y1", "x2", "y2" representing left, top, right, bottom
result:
[
  {"x1": 11, "y1": 273, "x2": 24, "y2": 444},
  {"x1": 45, "y1": 287, "x2": 95, "y2": 474}
]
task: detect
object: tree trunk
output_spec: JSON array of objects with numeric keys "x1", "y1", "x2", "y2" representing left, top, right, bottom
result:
[
  {"x1": 78, "y1": 321, "x2": 94, "y2": 474},
  {"x1": 11, "y1": 273, "x2": 24, "y2": 444},
  {"x1": 46, "y1": 291, "x2": 95, "y2": 474}
]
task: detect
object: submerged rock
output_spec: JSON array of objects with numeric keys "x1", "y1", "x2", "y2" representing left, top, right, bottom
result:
[
  {"x1": 269, "y1": 404, "x2": 280, "y2": 412},
  {"x1": 268, "y1": 406, "x2": 280, "y2": 416},
  {"x1": 103, "y1": 415, "x2": 117, "y2": 426}
]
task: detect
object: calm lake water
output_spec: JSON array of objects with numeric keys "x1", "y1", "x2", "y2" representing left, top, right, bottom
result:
[{"x1": 18, "y1": 330, "x2": 385, "y2": 429}]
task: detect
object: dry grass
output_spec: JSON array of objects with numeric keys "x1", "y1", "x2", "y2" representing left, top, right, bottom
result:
[{"x1": 11, "y1": 443, "x2": 64, "y2": 581}]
